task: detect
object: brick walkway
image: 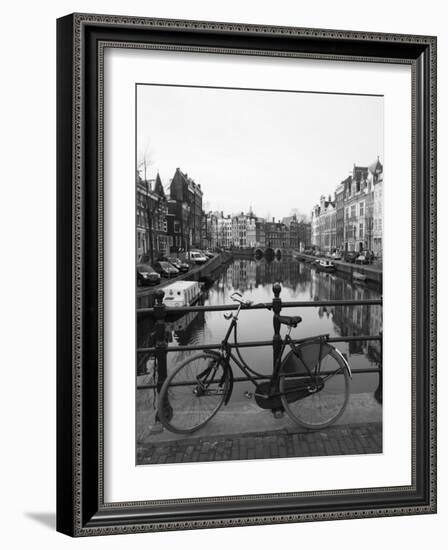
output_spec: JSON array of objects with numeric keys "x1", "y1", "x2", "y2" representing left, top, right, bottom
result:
[{"x1": 137, "y1": 422, "x2": 382, "y2": 465}]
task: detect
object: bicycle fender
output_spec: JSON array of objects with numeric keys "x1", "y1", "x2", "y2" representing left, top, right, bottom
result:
[{"x1": 332, "y1": 346, "x2": 353, "y2": 379}]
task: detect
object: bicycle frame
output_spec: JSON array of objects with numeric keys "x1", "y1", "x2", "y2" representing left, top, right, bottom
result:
[{"x1": 218, "y1": 306, "x2": 332, "y2": 401}]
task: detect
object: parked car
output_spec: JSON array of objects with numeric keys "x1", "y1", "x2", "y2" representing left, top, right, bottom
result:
[
  {"x1": 365, "y1": 251, "x2": 375, "y2": 263},
  {"x1": 186, "y1": 251, "x2": 208, "y2": 265},
  {"x1": 167, "y1": 256, "x2": 190, "y2": 273},
  {"x1": 153, "y1": 261, "x2": 179, "y2": 278},
  {"x1": 343, "y1": 251, "x2": 359, "y2": 263},
  {"x1": 355, "y1": 251, "x2": 374, "y2": 265},
  {"x1": 204, "y1": 250, "x2": 215, "y2": 259},
  {"x1": 136, "y1": 264, "x2": 161, "y2": 286},
  {"x1": 331, "y1": 251, "x2": 342, "y2": 260}
]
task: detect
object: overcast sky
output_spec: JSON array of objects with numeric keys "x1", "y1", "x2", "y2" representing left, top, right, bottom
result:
[{"x1": 137, "y1": 84, "x2": 383, "y2": 220}]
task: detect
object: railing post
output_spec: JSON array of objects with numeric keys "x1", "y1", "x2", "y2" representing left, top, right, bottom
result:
[
  {"x1": 271, "y1": 282, "x2": 283, "y2": 415},
  {"x1": 272, "y1": 282, "x2": 282, "y2": 369},
  {"x1": 153, "y1": 289, "x2": 171, "y2": 422},
  {"x1": 377, "y1": 330, "x2": 383, "y2": 404},
  {"x1": 374, "y1": 330, "x2": 383, "y2": 404}
]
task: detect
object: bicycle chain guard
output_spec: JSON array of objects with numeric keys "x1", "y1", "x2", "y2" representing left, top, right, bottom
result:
[{"x1": 254, "y1": 382, "x2": 283, "y2": 410}]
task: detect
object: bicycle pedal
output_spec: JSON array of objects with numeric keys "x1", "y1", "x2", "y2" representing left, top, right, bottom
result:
[
  {"x1": 272, "y1": 409, "x2": 284, "y2": 419},
  {"x1": 244, "y1": 391, "x2": 253, "y2": 399}
]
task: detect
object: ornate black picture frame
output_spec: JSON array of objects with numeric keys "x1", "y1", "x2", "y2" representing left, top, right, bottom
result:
[{"x1": 57, "y1": 13, "x2": 437, "y2": 536}]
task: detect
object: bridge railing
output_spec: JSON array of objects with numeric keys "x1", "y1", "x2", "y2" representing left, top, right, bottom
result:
[{"x1": 136, "y1": 283, "x2": 383, "y2": 393}]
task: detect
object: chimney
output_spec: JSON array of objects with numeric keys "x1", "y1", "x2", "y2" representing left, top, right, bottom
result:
[{"x1": 272, "y1": 217, "x2": 275, "y2": 223}]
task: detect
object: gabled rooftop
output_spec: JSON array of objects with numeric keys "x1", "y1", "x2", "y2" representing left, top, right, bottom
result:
[
  {"x1": 353, "y1": 165, "x2": 368, "y2": 181},
  {"x1": 153, "y1": 172, "x2": 166, "y2": 198},
  {"x1": 369, "y1": 157, "x2": 383, "y2": 176}
]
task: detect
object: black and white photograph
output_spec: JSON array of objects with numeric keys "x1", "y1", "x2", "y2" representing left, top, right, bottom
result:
[
  {"x1": 1, "y1": 0, "x2": 441, "y2": 544},
  {"x1": 135, "y1": 83, "x2": 384, "y2": 465}
]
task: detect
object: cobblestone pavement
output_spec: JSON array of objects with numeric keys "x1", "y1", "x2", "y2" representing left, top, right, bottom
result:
[{"x1": 137, "y1": 422, "x2": 382, "y2": 465}]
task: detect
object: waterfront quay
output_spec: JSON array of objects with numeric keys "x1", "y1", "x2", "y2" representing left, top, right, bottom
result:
[
  {"x1": 136, "y1": 251, "x2": 232, "y2": 308},
  {"x1": 136, "y1": 248, "x2": 383, "y2": 309},
  {"x1": 294, "y1": 252, "x2": 382, "y2": 284}
]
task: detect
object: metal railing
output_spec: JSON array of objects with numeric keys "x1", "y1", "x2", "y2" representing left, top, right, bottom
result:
[{"x1": 136, "y1": 283, "x2": 383, "y2": 394}]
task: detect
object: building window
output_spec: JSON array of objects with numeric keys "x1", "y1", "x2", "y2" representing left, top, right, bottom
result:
[
  {"x1": 351, "y1": 205, "x2": 356, "y2": 218},
  {"x1": 174, "y1": 221, "x2": 180, "y2": 233},
  {"x1": 359, "y1": 202, "x2": 364, "y2": 217},
  {"x1": 359, "y1": 223, "x2": 364, "y2": 239}
]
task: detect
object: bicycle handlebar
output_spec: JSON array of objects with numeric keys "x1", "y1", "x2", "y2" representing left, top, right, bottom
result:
[{"x1": 230, "y1": 292, "x2": 253, "y2": 307}]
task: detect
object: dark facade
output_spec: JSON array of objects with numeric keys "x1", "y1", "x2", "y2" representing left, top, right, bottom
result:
[
  {"x1": 201, "y1": 211, "x2": 208, "y2": 249},
  {"x1": 282, "y1": 215, "x2": 299, "y2": 248},
  {"x1": 265, "y1": 220, "x2": 288, "y2": 249},
  {"x1": 255, "y1": 221, "x2": 266, "y2": 248},
  {"x1": 136, "y1": 171, "x2": 168, "y2": 262},
  {"x1": 167, "y1": 198, "x2": 190, "y2": 252},
  {"x1": 298, "y1": 221, "x2": 312, "y2": 249},
  {"x1": 169, "y1": 168, "x2": 203, "y2": 249},
  {"x1": 281, "y1": 215, "x2": 310, "y2": 250}
]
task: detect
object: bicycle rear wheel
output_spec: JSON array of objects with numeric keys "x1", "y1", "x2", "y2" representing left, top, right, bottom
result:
[
  {"x1": 157, "y1": 353, "x2": 230, "y2": 434},
  {"x1": 279, "y1": 343, "x2": 350, "y2": 429}
]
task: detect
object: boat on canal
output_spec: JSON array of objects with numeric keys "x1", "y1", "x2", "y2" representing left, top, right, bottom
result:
[
  {"x1": 163, "y1": 281, "x2": 202, "y2": 308},
  {"x1": 316, "y1": 259, "x2": 336, "y2": 272},
  {"x1": 352, "y1": 271, "x2": 367, "y2": 282}
]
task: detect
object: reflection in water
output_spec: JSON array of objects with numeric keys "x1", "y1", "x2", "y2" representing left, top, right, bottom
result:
[{"x1": 137, "y1": 257, "x2": 382, "y2": 405}]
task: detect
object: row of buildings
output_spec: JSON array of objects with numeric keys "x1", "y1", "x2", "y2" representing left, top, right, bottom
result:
[
  {"x1": 203, "y1": 211, "x2": 311, "y2": 251},
  {"x1": 311, "y1": 158, "x2": 383, "y2": 257},
  {"x1": 136, "y1": 167, "x2": 204, "y2": 262},
  {"x1": 136, "y1": 167, "x2": 312, "y2": 262}
]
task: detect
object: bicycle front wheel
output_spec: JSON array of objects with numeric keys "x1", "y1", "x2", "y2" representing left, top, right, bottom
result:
[
  {"x1": 157, "y1": 353, "x2": 230, "y2": 434},
  {"x1": 279, "y1": 344, "x2": 350, "y2": 430}
]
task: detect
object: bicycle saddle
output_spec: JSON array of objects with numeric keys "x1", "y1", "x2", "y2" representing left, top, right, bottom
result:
[{"x1": 276, "y1": 315, "x2": 302, "y2": 327}]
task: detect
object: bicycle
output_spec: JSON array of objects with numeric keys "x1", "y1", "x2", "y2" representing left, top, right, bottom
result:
[{"x1": 157, "y1": 291, "x2": 352, "y2": 434}]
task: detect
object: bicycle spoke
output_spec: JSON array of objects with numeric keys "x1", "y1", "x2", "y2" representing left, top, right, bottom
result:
[
  {"x1": 280, "y1": 347, "x2": 349, "y2": 429},
  {"x1": 321, "y1": 367, "x2": 344, "y2": 383},
  {"x1": 159, "y1": 354, "x2": 229, "y2": 433}
]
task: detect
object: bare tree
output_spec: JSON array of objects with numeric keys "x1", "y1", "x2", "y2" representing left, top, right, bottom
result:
[
  {"x1": 289, "y1": 208, "x2": 309, "y2": 223},
  {"x1": 138, "y1": 150, "x2": 155, "y2": 264}
]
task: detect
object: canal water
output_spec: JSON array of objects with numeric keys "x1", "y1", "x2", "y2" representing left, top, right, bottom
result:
[{"x1": 137, "y1": 257, "x2": 382, "y2": 414}]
